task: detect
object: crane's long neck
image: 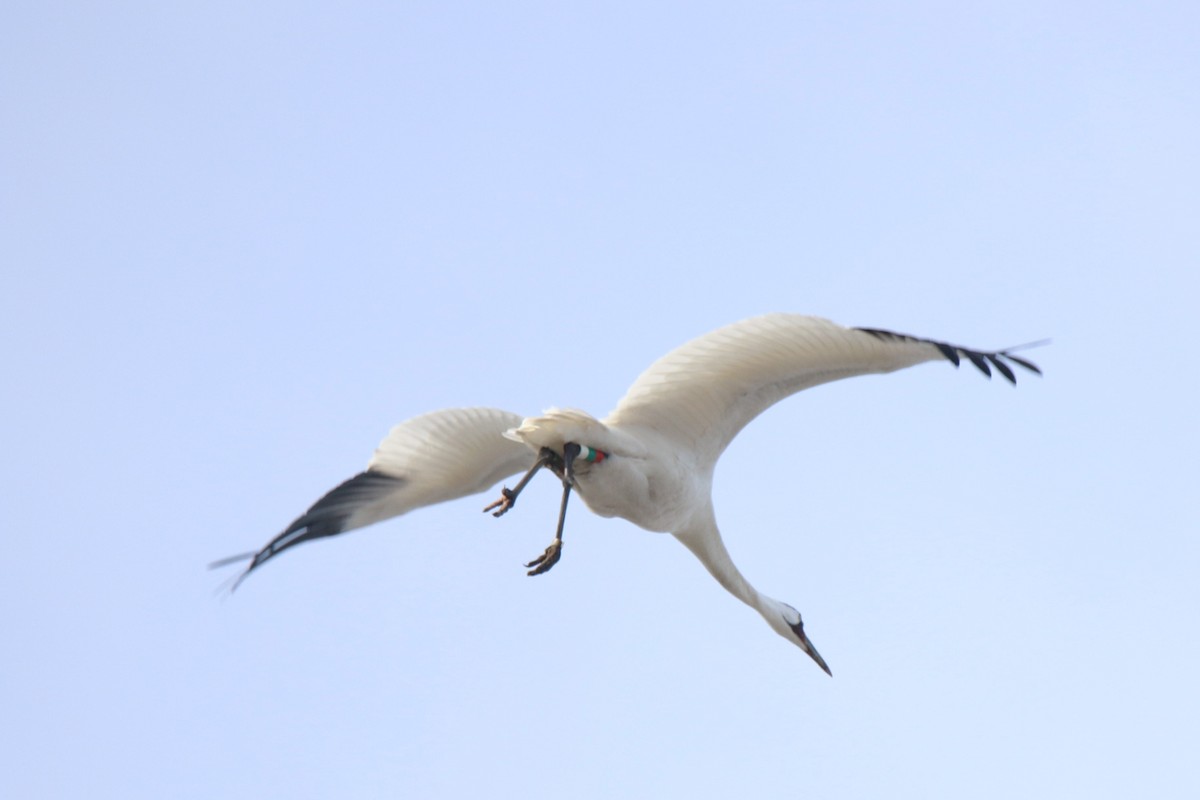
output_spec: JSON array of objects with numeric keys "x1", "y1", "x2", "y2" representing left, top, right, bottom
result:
[
  {"x1": 673, "y1": 507, "x2": 833, "y2": 674},
  {"x1": 672, "y1": 506, "x2": 766, "y2": 614}
]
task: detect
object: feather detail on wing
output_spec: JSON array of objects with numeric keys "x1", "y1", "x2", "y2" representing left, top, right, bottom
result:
[
  {"x1": 606, "y1": 314, "x2": 1039, "y2": 466},
  {"x1": 213, "y1": 407, "x2": 531, "y2": 587}
]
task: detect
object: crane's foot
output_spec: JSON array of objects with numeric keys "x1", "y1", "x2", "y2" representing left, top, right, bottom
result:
[
  {"x1": 525, "y1": 539, "x2": 562, "y2": 576},
  {"x1": 483, "y1": 487, "x2": 518, "y2": 518},
  {"x1": 483, "y1": 449, "x2": 564, "y2": 519}
]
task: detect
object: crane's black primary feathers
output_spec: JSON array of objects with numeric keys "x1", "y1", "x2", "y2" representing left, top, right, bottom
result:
[
  {"x1": 854, "y1": 326, "x2": 1043, "y2": 385},
  {"x1": 212, "y1": 470, "x2": 405, "y2": 588}
]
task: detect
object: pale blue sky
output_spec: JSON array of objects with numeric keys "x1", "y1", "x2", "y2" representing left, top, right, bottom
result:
[{"x1": 2, "y1": 2, "x2": 1197, "y2": 798}]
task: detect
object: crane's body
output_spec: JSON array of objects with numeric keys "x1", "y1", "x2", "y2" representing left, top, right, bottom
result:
[{"x1": 214, "y1": 314, "x2": 1041, "y2": 675}]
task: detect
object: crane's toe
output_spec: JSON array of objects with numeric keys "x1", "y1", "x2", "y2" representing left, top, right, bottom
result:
[
  {"x1": 483, "y1": 487, "x2": 518, "y2": 517},
  {"x1": 524, "y1": 540, "x2": 562, "y2": 576}
]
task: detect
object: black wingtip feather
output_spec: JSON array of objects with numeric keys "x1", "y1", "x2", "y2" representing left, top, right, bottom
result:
[
  {"x1": 854, "y1": 324, "x2": 1045, "y2": 384},
  {"x1": 208, "y1": 551, "x2": 256, "y2": 570},
  {"x1": 934, "y1": 342, "x2": 961, "y2": 367},
  {"x1": 1003, "y1": 353, "x2": 1042, "y2": 375},
  {"x1": 964, "y1": 350, "x2": 992, "y2": 378},
  {"x1": 211, "y1": 470, "x2": 407, "y2": 588},
  {"x1": 987, "y1": 354, "x2": 1017, "y2": 384}
]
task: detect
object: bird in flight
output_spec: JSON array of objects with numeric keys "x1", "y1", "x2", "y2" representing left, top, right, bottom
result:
[{"x1": 213, "y1": 314, "x2": 1041, "y2": 675}]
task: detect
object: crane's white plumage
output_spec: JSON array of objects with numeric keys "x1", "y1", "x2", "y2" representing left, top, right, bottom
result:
[
  {"x1": 215, "y1": 313, "x2": 1041, "y2": 674},
  {"x1": 609, "y1": 314, "x2": 946, "y2": 463}
]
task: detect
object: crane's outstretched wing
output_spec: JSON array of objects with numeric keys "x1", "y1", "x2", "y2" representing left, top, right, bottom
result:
[
  {"x1": 606, "y1": 314, "x2": 1040, "y2": 466},
  {"x1": 212, "y1": 407, "x2": 531, "y2": 587}
]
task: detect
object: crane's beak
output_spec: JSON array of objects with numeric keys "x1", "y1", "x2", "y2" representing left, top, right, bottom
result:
[
  {"x1": 789, "y1": 617, "x2": 833, "y2": 676},
  {"x1": 562, "y1": 442, "x2": 582, "y2": 486},
  {"x1": 801, "y1": 637, "x2": 833, "y2": 677}
]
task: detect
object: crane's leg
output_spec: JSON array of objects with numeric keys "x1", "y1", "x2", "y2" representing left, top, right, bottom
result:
[
  {"x1": 524, "y1": 478, "x2": 571, "y2": 576},
  {"x1": 485, "y1": 444, "x2": 578, "y2": 576},
  {"x1": 523, "y1": 443, "x2": 580, "y2": 576},
  {"x1": 483, "y1": 448, "x2": 562, "y2": 517}
]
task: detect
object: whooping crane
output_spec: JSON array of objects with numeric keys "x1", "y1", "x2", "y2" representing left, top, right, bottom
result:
[{"x1": 213, "y1": 314, "x2": 1041, "y2": 675}]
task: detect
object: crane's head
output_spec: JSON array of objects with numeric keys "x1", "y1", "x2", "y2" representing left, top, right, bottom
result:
[{"x1": 765, "y1": 600, "x2": 833, "y2": 676}]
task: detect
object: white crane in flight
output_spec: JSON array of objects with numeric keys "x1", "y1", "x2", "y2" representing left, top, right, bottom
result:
[{"x1": 213, "y1": 314, "x2": 1041, "y2": 675}]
